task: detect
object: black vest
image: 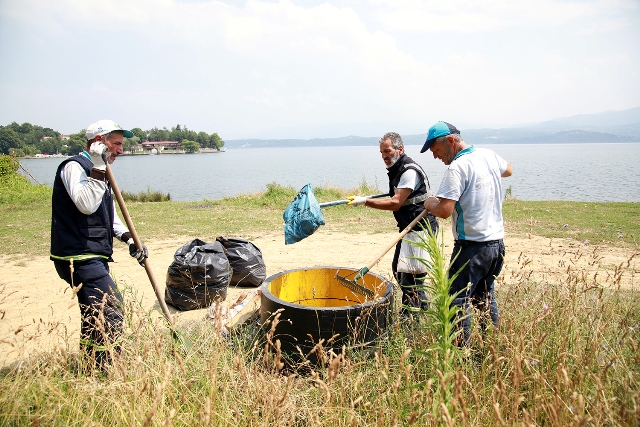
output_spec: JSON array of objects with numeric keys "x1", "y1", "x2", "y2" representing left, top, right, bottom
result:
[
  {"x1": 50, "y1": 154, "x2": 115, "y2": 259},
  {"x1": 387, "y1": 154, "x2": 438, "y2": 233}
]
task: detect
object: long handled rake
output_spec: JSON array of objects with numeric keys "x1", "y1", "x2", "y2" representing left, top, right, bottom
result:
[
  {"x1": 106, "y1": 163, "x2": 193, "y2": 351},
  {"x1": 335, "y1": 209, "x2": 429, "y2": 296}
]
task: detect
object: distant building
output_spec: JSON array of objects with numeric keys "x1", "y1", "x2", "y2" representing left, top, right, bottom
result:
[
  {"x1": 60, "y1": 134, "x2": 70, "y2": 140},
  {"x1": 141, "y1": 141, "x2": 181, "y2": 152}
]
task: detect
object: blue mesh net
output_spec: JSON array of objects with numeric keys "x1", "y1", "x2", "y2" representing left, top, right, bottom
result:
[{"x1": 283, "y1": 183, "x2": 325, "y2": 245}]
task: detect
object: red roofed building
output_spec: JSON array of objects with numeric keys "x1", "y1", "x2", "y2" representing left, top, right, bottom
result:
[{"x1": 141, "y1": 141, "x2": 182, "y2": 152}]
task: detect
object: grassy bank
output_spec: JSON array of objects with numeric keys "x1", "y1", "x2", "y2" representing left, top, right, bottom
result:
[
  {"x1": 0, "y1": 178, "x2": 638, "y2": 257},
  {"x1": 503, "y1": 199, "x2": 638, "y2": 247},
  {"x1": 1, "y1": 169, "x2": 639, "y2": 425}
]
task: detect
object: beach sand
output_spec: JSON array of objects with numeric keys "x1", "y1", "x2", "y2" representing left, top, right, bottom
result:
[{"x1": 1, "y1": 230, "x2": 638, "y2": 368}]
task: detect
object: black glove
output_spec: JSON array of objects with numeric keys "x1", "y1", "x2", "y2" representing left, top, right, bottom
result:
[{"x1": 129, "y1": 243, "x2": 148, "y2": 266}]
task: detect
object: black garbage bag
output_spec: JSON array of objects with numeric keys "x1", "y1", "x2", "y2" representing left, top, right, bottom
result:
[
  {"x1": 216, "y1": 236, "x2": 267, "y2": 287},
  {"x1": 164, "y1": 239, "x2": 232, "y2": 311}
]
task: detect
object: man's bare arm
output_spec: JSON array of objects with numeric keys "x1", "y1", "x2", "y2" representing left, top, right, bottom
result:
[
  {"x1": 366, "y1": 187, "x2": 411, "y2": 211},
  {"x1": 424, "y1": 196, "x2": 456, "y2": 219},
  {"x1": 502, "y1": 162, "x2": 513, "y2": 178}
]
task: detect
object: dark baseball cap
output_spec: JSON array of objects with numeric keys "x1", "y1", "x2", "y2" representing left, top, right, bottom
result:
[{"x1": 420, "y1": 121, "x2": 460, "y2": 153}]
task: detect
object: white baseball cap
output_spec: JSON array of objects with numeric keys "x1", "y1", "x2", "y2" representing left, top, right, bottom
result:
[{"x1": 85, "y1": 119, "x2": 134, "y2": 141}]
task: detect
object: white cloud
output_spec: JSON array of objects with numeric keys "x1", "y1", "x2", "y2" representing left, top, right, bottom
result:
[
  {"x1": 586, "y1": 52, "x2": 631, "y2": 67},
  {"x1": 445, "y1": 51, "x2": 485, "y2": 67},
  {"x1": 0, "y1": 0, "x2": 638, "y2": 136},
  {"x1": 575, "y1": 17, "x2": 631, "y2": 35},
  {"x1": 371, "y1": 0, "x2": 635, "y2": 33}
]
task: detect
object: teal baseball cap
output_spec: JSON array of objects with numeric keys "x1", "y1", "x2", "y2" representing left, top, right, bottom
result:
[{"x1": 420, "y1": 121, "x2": 460, "y2": 153}]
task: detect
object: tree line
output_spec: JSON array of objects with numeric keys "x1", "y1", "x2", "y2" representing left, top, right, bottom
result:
[{"x1": 0, "y1": 122, "x2": 225, "y2": 156}]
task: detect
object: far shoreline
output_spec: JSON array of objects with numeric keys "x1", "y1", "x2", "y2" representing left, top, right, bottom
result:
[{"x1": 18, "y1": 148, "x2": 225, "y2": 159}]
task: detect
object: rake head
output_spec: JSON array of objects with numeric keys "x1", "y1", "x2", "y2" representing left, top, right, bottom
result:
[{"x1": 334, "y1": 269, "x2": 375, "y2": 298}]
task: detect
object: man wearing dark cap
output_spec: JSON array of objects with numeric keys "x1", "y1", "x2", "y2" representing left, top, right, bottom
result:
[
  {"x1": 421, "y1": 121, "x2": 513, "y2": 345},
  {"x1": 348, "y1": 132, "x2": 438, "y2": 314},
  {"x1": 50, "y1": 119, "x2": 148, "y2": 371}
]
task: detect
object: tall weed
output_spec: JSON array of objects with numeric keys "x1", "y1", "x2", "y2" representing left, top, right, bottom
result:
[{"x1": 401, "y1": 226, "x2": 467, "y2": 419}]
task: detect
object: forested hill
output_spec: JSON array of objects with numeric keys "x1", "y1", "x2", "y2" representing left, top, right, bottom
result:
[
  {"x1": 3, "y1": 107, "x2": 639, "y2": 154},
  {"x1": 0, "y1": 123, "x2": 224, "y2": 156},
  {"x1": 225, "y1": 130, "x2": 639, "y2": 149},
  {"x1": 226, "y1": 107, "x2": 640, "y2": 148}
]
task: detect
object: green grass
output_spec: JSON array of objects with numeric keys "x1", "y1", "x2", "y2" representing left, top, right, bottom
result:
[
  {"x1": 503, "y1": 199, "x2": 639, "y2": 247},
  {"x1": 0, "y1": 181, "x2": 396, "y2": 256},
  {"x1": 0, "y1": 174, "x2": 52, "y2": 256},
  {"x1": 1, "y1": 179, "x2": 639, "y2": 257}
]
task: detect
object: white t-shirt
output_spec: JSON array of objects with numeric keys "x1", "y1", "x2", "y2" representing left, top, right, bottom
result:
[
  {"x1": 436, "y1": 146, "x2": 508, "y2": 241},
  {"x1": 395, "y1": 168, "x2": 420, "y2": 192},
  {"x1": 60, "y1": 154, "x2": 128, "y2": 240}
]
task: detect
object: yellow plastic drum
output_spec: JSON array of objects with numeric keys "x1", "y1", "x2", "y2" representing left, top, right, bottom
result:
[{"x1": 260, "y1": 266, "x2": 393, "y2": 360}]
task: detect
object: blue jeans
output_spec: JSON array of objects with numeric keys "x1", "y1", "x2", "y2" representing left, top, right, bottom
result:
[
  {"x1": 54, "y1": 258, "x2": 124, "y2": 368},
  {"x1": 449, "y1": 239, "x2": 505, "y2": 344}
]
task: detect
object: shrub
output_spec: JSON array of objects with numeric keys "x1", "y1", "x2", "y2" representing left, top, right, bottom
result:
[
  {"x1": 0, "y1": 154, "x2": 18, "y2": 178},
  {"x1": 121, "y1": 188, "x2": 171, "y2": 202},
  {"x1": 0, "y1": 155, "x2": 50, "y2": 205}
]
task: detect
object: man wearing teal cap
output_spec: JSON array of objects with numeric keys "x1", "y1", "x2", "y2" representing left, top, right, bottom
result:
[{"x1": 421, "y1": 121, "x2": 513, "y2": 345}]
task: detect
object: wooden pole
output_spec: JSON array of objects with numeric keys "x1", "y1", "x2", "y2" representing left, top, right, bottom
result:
[{"x1": 105, "y1": 163, "x2": 174, "y2": 325}]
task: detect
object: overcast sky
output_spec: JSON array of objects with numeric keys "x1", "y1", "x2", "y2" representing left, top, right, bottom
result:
[{"x1": 0, "y1": 0, "x2": 638, "y2": 139}]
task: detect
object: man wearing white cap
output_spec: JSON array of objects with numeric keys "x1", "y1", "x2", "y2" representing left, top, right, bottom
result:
[
  {"x1": 421, "y1": 121, "x2": 513, "y2": 345},
  {"x1": 50, "y1": 119, "x2": 148, "y2": 371}
]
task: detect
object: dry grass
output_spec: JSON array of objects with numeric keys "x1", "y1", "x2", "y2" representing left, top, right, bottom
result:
[{"x1": 1, "y1": 234, "x2": 639, "y2": 426}]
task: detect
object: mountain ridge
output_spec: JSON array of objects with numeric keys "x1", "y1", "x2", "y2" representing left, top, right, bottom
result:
[{"x1": 225, "y1": 107, "x2": 640, "y2": 148}]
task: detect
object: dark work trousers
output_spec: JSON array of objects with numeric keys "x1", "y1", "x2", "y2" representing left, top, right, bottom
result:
[
  {"x1": 449, "y1": 239, "x2": 505, "y2": 345},
  {"x1": 54, "y1": 258, "x2": 124, "y2": 369},
  {"x1": 392, "y1": 240, "x2": 428, "y2": 311}
]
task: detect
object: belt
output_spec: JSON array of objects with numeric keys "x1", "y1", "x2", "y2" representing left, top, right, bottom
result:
[
  {"x1": 402, "y1": 193, "x2": 429, "y2": 206},
  {"x1": 454, "y1": 239, "x2": 501, "y2": 247}
]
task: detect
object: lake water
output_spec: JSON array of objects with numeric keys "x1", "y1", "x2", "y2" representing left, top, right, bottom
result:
[{"x1": 19, "y1": 143, "x2": 640, "y2": 202}]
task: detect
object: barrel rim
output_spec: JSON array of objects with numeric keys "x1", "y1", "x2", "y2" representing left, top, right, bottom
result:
[{"x1": 260, "y1": 265, "x2": 393, "y2": 311}]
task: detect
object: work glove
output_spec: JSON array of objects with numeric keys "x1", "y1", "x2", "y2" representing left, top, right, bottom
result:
[
  {"x1": 347, "y1": 195, "x2": 368, "y2": 207},
  {"x1": 89, "y1": 141, "x2": 108, "y2": 171},
  {"x1": 129, "y1": 242, "x2": 148, "y2": 266}
]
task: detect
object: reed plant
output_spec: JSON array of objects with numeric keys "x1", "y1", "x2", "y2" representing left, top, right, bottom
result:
[{"x1": 404, "y1": 226, "x2": 466, "y2": 416}]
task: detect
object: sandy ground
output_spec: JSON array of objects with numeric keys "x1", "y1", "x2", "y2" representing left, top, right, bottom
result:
[{"x1": 1, "y1": 230, "x2": 638, "y2": 368}]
